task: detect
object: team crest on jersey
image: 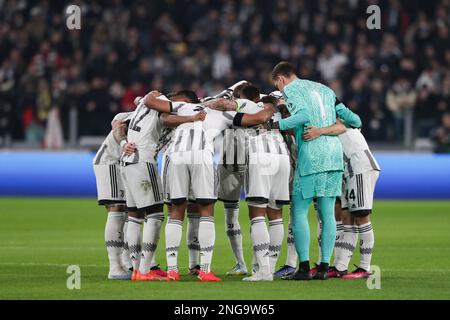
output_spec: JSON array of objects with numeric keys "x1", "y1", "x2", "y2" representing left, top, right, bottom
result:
[{"x1": 141, "y1": 180, "x2": 151, "y2": 192}]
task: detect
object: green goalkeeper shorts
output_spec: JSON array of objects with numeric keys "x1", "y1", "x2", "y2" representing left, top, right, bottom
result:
[{"x1": 293, "y1": 170, "x2": 343, "y2": 200}]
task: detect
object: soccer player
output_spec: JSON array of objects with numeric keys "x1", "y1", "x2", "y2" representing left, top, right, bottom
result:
[
  {"x1": 143, "y1": 91, "x2": 276, "y2": 282},
  {"x1": 115, "y1": 94, "x2": 203, "y2": 281},
  {"x1": 208, "y1": 89, "x2": 291, "y2": 281},
  {"x1": 272, "y1": 94, "x2": 347, "y2": 278},
  {"x1": 273, "y1": 103, "x2": 299, "y2": 278},
  {"x1": 270, "y1": 61, "x2": 361, "y2": 280},
  {"x1": 215, "y1": 81, "x2": 250, "y2": 276},
  {"x1": 93, "y1": 112, "x2": 133, "y2": 279},
  {"x1": 304, "y1": 125, "x2": 380, "y2": 279},
  {"x1": 157, "y1": 90, "x2": 207, "y2": 276}
]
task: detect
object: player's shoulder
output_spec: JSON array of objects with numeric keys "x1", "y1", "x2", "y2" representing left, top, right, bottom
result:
[
  {"x1": 113, "y1": 112, "x2": 133, "y2": 122},
  {"x1": 236, "y1": 98, "x2": 261, "y2": 112},
  {"x1": 342, "y1": 127, "x2": 366, "y2": 140}
]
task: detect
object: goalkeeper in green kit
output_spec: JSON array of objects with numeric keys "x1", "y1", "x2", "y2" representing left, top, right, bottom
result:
[{"x1": 269, "y1": 62, "x2": 362, "y2": 280}]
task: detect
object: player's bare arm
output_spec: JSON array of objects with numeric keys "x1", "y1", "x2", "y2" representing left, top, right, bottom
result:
[
  {"x1": 143, "y1": 91, "x2": 172, "y2": 113},
  {"x1": 112, "y1": 122, "x2": 127, "y2": 145},
  {"x1": 241, "y1": 95, "x2": 282, "y2": 128},
  {"x1": 205, "y1": 98, "x2": 238, "y2": 111},
  {"x1": 303, "y1": 120, "x2": 347, "y2": 141},
  {"x1": 160, "y1": 111, "x2": 206, "y2": 128},
  {"x1": 112, "y1": 123, "x2": 135, "y2": 156},
  {"x1": 234, "y1": 105, "x2": 277, "y2": 127}
]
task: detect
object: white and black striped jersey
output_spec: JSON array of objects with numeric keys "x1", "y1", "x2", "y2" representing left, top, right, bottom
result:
[
  {"x1": 93, "y1": 112, "x2": 133, "y2": 165},
  {"x1": 120, "y1": 101, "x2": 163, "y2": 164},
  {"x1": 168, "y1": 102, "x2": 236, "y2": 154},
  {"x1": 235, "y1": 98, "x2": 289, "y2": 156},
  {"x1": 283, "y1": 132, "x2": 298, "y2": 168},
  {"x1": 339, "y1": 128, "x2": 381, "y2": 177},
  {"x1": 155, "y1": 127, "x2": 175, "y2": 155}
]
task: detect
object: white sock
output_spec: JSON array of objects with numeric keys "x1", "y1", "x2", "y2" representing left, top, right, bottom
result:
[
  {"x1": 139, "y1": 212, "x2": 164, "y2": 274},
  {"x1": 225, "y1": 202, "x2": 246, "y2": 267},
  {"x1": 199, "y1": 216, "x2": 215, "y2": 273},
  {"x1": 250, "y1": 217, "x2": 270, "y2": 275},
  {"x1": 121, "y1": 219, "x2": 132, "y2": 270},
  {"x1": 332, "y1": 220, "x2": 344, "y2": 266},
  {"x1": 251, "y1": 246, "x2": 258, "y2": 273},
  {"x1": 316, "y1": 206, "x2": 322, "y2": 265},
  {"x1": 285, "y1": 210, "x2": 298, "y2": 268},
  {"x1": 126, "y1": 216, "x2": 143, "y2": 271},
  {"x1": 105, "y1": 212, "x2": 125, "y2": 271},
  {"x1": 358, "y1": 222, "x2": 374, "y2": 272},
  {"x1": 186, "y1": 212, "x2": 200, "y2": 269},
  {"x1": 334, "y1": 224, "x2": 358, "y2": 272},
  {"x1": 165, "y1": 219, "x2": 183, "y2": 273},
  {"x1": 268, "y1": 218, "x2": 284, "y2": 273},
  {"x1": 150, "y1": 250, "x2": 157, "y2": 268}
]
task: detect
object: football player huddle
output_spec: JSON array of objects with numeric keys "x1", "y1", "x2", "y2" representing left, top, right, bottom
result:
[{"x1": 93, "y1": 62, "x2": 380, "y2": 282}]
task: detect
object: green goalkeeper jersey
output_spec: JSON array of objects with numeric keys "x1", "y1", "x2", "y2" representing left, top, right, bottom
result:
[{"x1": 279, "y1": 78, "x2": 362, "y2": 177}]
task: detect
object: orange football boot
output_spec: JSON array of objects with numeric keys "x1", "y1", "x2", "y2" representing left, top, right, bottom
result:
[
  {"x1": 198, "y1": 271, "x2": 222, "y2": 282},
  {"x1": 131, "y1": 269, "x2": 140, "y2": 281},
  {"x1": 166, "y1": 270, "x2": 180, "y2": 281},
  {"x1": 139, "y1": 269, "x2": 166, "y2": 281}
]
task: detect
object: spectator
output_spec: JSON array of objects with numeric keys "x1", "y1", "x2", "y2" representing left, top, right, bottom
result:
[
  {"x1": 212, "y1": 43, "x2": 232, "y2": 80},
  {"x1": 432, "y1": 113, "x2": 450, "y2": 153},
  {"x1": 386, "y1": 78, "x2": 417, "y2": 140},
  {"x1": 0, "y1": 0, "x2": 448, "y2": 144}
]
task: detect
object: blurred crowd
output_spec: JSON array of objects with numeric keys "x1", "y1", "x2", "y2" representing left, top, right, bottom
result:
[{"x1": 0, "y1": 0, "x2": 449, "y2": 150}]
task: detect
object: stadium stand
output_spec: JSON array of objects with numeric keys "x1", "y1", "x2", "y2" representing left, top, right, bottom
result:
[{"x1": 0, "y1": 0, "x2": 449, "y2": 148}]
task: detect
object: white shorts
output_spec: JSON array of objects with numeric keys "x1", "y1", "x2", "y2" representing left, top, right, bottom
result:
[
  {"x1": 245, "y1": 153, "x2": 290, "y2": 209},
  {"x1": 162, "y1": 151, "x2": 196, "y2": 205},
  {"x1": 168, "y1": 150, "x2": 217, "y2": 204},
  {"x1": 121, "y1": 162, "x2": 164, "y2": 211},
  {"x1": 217, "y1": 164, "x2": 245, "y2": 203},
  {"x1": 93, "y1": 164, "x2": 126, "y2": 205},
  {"x1": 341, "y1": 170, "x2": 379, "y2": 215}
]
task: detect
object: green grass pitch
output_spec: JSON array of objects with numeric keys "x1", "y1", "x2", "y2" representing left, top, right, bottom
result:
[{"x1": 1, "y1": 198, "x2": 450, "y2": 300}]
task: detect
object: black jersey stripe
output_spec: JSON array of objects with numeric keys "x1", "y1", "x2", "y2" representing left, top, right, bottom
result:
[
  {"x1": 364, "y1": 150, "x2": 380, "y2": 171},
  {"x1": 344, "y1": 154, "x2": 354, "y2": 177},
  {"x1": 222, "y1": 129, "x2": 228, "y2": 167},
  {"x1": 186, "y1": 129, "x2": 194, "y2": 152},
  {"x1": 94, "y1": 144, "x2": 107, "y2": 165},
  {"x1": 200, "y1": 130, "x2": 205, "y2": 150}
]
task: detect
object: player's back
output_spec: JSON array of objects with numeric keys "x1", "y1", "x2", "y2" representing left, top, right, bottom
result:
[
  {"x1": 93, "y1": 131, "x2": 121, "y2": 165},
  {"x1": 339, "y1": 128, "x2": 380, "y2": 176},
  {"x1": 93, "y1": 112, "x2": 132, "y2": 165},
  {"x1": 169, "y1": 102, "x2": 235, "y2": 154},
  {"x1": 237, "y1": 98, "x2": 288, "y2": 156},
  {"x1": 283, "y1": 78, "x2": 343, "y2": 176},
  {"x1": 339, "y1": 128, "x2": 370, "y2": 157},
  {"x1": 121, "y1": 102, "x2": 162, "y2": 164}
]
